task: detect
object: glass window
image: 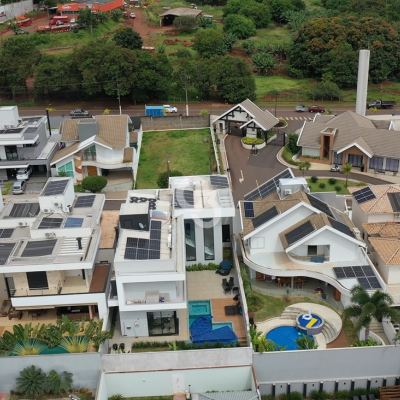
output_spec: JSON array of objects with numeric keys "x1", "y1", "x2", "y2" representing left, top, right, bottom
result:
[
  {"x1": 58, "y1": 161, "x2": 74, "y2": 177},
  {"x1": 147, "y1": 311, "x2": 178, "y2": 336},
  {"x1": 333, "y1": 152, "x2": 342, "y2": 165},
  {"x1": 369, "y1": 157, "x2": 384, "y2": 170},
  {"x1": 203, "y1": 218, "x2": 214, "y2": 260},
  {"x1": 185, "y1": 219, "x2": 196, "y2": 262},
  {"x1": 348, "y1": 154, "x2": 363, "y2": 167},
  {"x1": 308, "y1": 245, "x2": 317, "y2": 256},
  {"x1": 386, "y1": 158, "x2": 399, "y2": 172},
  {"x1": 222, "y1": 224, "x2": 230, "y2": 242}
]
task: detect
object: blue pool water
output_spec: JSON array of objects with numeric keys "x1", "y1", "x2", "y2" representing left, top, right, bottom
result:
[
  {"x1": 188, "y1": 300, "x2": 212, "y2": 327},
  {"x1": 298, "y1": 314, "x2": 322, "y2": 328},
  {"x1": 266, "y1": 326, "x2": 314, "y2": 351},
  {"x1": 212, "y1": 322, "x2": 233, "y2": 330}
]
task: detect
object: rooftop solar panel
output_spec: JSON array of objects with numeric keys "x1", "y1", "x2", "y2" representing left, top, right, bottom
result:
[
  {"x1": 0, "y1": 229, "x2": 13, "y2": 239},
  {"x1": 38, "y1": 218, "x2": 63, "y2": 229},
  {"x1": 285, "y1": 220, "x2": 314, "y2": 246},
  {"x1": 175, "y1": 189, "x2": 194, "y2": 208},
  {"x1": 358, "y1": 277, "x2": 371, "y2": 290},
  {"x1": 344, "y1": 268, "x2": 356, "y2": 278},
  {"x1": 75, "y1": 195, "x2": 96, "y2": 208},
  {"x1": 210, "y1": 175, "x2": 229, "y2": 188},
  {"x1": 252, "y1": 206, "x2": 279, "y2": 229},
  {"x1": 307, "y1": 194, "x2": 334, "y2": 218},
  {"x1": 244, "y1": 202, "x2": 255, "y2": 218},
  {"x1": 64, "y1": 217, "x2": 84, "y2": 228},
  {"x1": 8, "y1": 203, "x2": 40, "y2": 218},
  {"x1": 0, "y1": 243, "x2": 15, "y2": 265},
  {"x1": 333, "y1": 267, "x2": 346, "y2": 279},
  {"x1": 43, "y1": 180, "x2": 68, "y2": 196},
  {"x1": 367, "y1": 276, "x2": 381, "y2": 289},
  {"x1": 22, "y1": 239, "x2": 57, "y2": 257},
  {"x1": 353, "y1": 187, "x2": 376, "y2": 204},
  {"x1": 328, "y1": 217, "x2": 355, "y2": 238}
]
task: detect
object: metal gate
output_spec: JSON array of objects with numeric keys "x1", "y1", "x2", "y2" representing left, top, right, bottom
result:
[
  {"x1": 229, "y1": 122, "x2": 244, "y2": 137},
  {"x1": 268, "y1": 131, "x2": 286, "y2": 146}
]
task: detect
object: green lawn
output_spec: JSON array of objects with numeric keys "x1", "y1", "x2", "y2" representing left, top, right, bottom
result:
[
  {"x1": 306, "y1": 178, "x2": 365, "y2": 195},
  {"x1": 136, "y1": 129, "x2": 216, "y2": 189},
  {"x1": 252, "y1": 25, "x2": 292, "y2": 46}
]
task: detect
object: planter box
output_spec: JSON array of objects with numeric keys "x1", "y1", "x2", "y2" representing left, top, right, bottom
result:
[
  {"x1": 300, "y1": 157, "x2": 331, "y2": 165},
  {"x1": 241, "y1": 141, "x2": 266, "y2": 150}
]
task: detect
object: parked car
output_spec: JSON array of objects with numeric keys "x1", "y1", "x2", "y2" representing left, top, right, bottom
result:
[
  {"x1": 70, "y1": 18, "x2": 76, "y2": 23},
  {"x1": 15, "y1": 29, "x2": 28, "y2": 35},
  {"x1": 129, "y1": 12, "x2": 136, "y2": 18},
  {"x1": 309, "y1": 105, "x2": 325, "y2": 113},
  {"x1": 70, "y1": 109, "x2": 90, "y2": 117},
  {"x1": 163, "y1": 105, "x2": 177, "y2": 113},
  {"x1": 12, "y1": 180, "x2": 26, "y2": 195},
  {"x1": 56, "y1": 20, "x2": 64, "y2": 26},
  {"x1": 16, "y1": 167, "x2": 32, "y2": 180},
  {"x1": 331, "y1": 164, "x2": 340, "y2": 172},
  {"x1": 295, "y1": 105, "x2": 307, "y2": 112}
]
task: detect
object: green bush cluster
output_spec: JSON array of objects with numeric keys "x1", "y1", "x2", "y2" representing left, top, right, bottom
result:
[
  {"x1": 242, "y1": 137, "x2": 265, "y2": 145},
  {"x1": 319, "y1": 183, "x2": 326, "y2": 188},
  {"x1": 335, "y1": 185, "x2": 342, "y2": 191},
  {"x1": 130, "y1": 340, "x2": 240, "y2": 351},
  {"x1": 310, "y1": 176, "x2": 318, "y2": 183},
  {"x1": 302, "y1": 155, "x2": 321, "y2": 160},
  {"x1": 186, "y1": 262, "x2": 219, "y2": 271},
  {"x1": 282, "y1": 145, "x2": 300, "y2": 166},
  {"x1": 356, "y1": 181, "x2": 367, "y2": 186},
  {"x1": 328, "y1": 178, "x2": 337, "y2": 184}
]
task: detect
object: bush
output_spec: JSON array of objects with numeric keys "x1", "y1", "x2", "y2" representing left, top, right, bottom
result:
[
  {"x1": 223, "y1": 14, "x2": 256, "y2": 39},
  {"x1": 282, "y1": 145, "x2": 299, "y2": 166},
  {"x1": 81, "y1": 176, "x2": 108, "y2": 193},
  {"x1": 16, "y1": 365, "x2": 47, "y2": 396},
  {"x1": 328, "y1": 178, "x2": 337, "y2": 184},
  {"x1": 356, "y1": 181, "x2": 367, "y2": 186},
  {"x1": 173, "y1": 15, "x2": 198, "y2": 33},
  {"x1": 319, "y1": 182, "x2": 326, "y2": 188},
  {"x1": 242, "y1": 137, "x2": 264, "y2": 145},
  {"x1": 176, "y1": 48, "x2": 192, "y2": 58},
  {"x1": 335, "y1": 185, "x2": 342, "y2": 191},
  {"x1": 157, "y1": 170, "x2": 183, "y2": 189},
  {"x1": 186, "y1": 263, "x2": 219, "y2": 271},
  {"x1": 288, "y1": 133, "x2": 301, "y2": 154},
  {"x1": 310, "y1": 390, "x2": 330, "y2": 400},
  {"x1": 311, "y1": 176, "x2": 318, "y2": 183},
  {"x1": 280, "y1": 392, "x2": 303, "y2": 400}
]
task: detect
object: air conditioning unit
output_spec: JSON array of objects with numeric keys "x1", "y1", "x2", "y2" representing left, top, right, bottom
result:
[
  {"x1": 353, "y1": 228, "x2": 361, "y2": 239},
  {"x1": 395, "y1": 212, "x2": 400, "y2": 218},
  {"x1": 45, "y1": 232, "x2": 55, "y2": 238},
  {"x1": 43, "y1": 209, "x2": 49, "y2": 213},
  {"x1": 284, "y1": 189, "x2": 292, "y2": 195},
  {"x1": 54, "y1": 202, "x2": 59, "y2": 207},
  {"x1": 18, "y1": 222, "x2": 24, "y2": 226}
]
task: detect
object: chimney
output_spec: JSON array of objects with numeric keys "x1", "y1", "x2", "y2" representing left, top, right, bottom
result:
[
  {"x1": 355, "y1": 50, "x2": 370, "y2": 117},
  {"x1": 76, "y1": 237, "x2": 82, "y2": 250}
]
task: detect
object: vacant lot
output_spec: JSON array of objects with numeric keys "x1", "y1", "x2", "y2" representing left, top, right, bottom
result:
[{"x1": 136, "y1": 129, "x2": 216, "y2": 189}]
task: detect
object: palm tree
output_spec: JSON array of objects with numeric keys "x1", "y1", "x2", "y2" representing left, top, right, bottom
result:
[
  {"x1": 298, "y1": 161, "x2": 311, "y2": 177},
  {"x1": 16, "y1": 365, "x2": 47, "y2": 396},
  {"x1": 340, "y1": 162, "x2": 352, "y2": 187},
  {"x1": 342, "y1": 285, "x2": 399, "y2": 340},
  {"x1": 47, "y1": 370, "x2": 73, "y2": 395}
]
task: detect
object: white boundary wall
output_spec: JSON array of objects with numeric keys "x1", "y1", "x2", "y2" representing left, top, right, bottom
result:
[{"x1": 0, "y1": 0, "x2": 34, "y2": 22}]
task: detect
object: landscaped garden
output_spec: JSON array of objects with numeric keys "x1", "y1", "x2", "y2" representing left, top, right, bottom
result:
[{"x1": 307, "y1": 177, "x2": 365, "y2": 195}]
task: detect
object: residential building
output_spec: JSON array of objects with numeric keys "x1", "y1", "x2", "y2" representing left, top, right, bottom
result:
[
  {"x1": 0, "y1": 106, "x2": 59, "y2": 181},
  {"x1": 113, "y1": 174, "x2": 235, "y2": 338},
  {"x1": 0, "y1": 177, "x2": 110, "y2": 319},
  {"x1": 50, "y1": 114, "x2": 141, "y2": 183},
  {"x1": 297, "y1": 111, "x2": 400, "y2": 173},
  {"x1": 239, "y1": 169, "x2": 384, "y2": 306}
]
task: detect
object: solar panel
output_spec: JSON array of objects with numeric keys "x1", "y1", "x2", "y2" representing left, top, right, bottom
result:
[
  {"x1": 336, "y1": 265, "x2": 382, "y2": 290},
  {"x1": 387, "y1": 193, "x2": 400, "y2": 212},
  {"x1": 22, "y1": 239, "x2": 57, "y2": 257},
  {"x1": 38, "y1": 218, "x2": 63, "y2": 229},
  {"x1": 328, "y1": 217, "x2": 355, "y2": 238},
  {"x1": 285, "y1": 220, "x2": 314, "y2": 246},
  {"x1": 124, "y1": 247, "x2": 137, "y2": 260},
  {"x1": 344, "y1": 268, "x2": 356, "y2": 278},
  {"x1": 358, "y1": 277, "x2": 371, "y2": 290},
  {"x1": 352, "y1": 265, "x2": 365, "y2": 276},
  {"x1": 43, "y1": 180, "x2": 69, "y2": 196},
  {"x1": 362, "y1": 265, "x2": 374, "y2": 276},
  {"x1": 64, "y1": 217, "x2": 84, "y2": 228},
  {"x1": 244, "y1": 202, "x2": 255, "y2": 218},
  {"x1": 0, "y1": 243, "x2": 15, "y2": 265},
  {"x1": 253, "y1": 206, "x2": 279, "y2": 229},
  {"x1": 175, "y1": 189, "x2": 194, "y2": 208},
  {"x1": 8, "y1": 203, "x2": 40, "y2": 218},
  {"x1": 333, "y1": 267, "x2": 346, "y2": 279},
  {"x1": 210, "y1": 175, "x2": 229, "y2": 188},
  {"x1": 150, "y1": 229, "x2": 161, "y2": 240},
  {"x1": 367, "y1": 277, "x2": 382, "y2": 289},
  {"x1": 0, "y1": 229, "x2": 13, "y2": 239},
  {"x1": 151, "y1": 220, "x2": 162, "y2": 230},
  {"x1": 75, "y1": 195, "x2": 96, "y2": 208},
  {"x1": 307, "y1": 194, "x2": 334, "y2": 218},
  {"x1": 124, "y1": 224, "x2": 162, "y2": 260},
  {"x1": 353, "y1": 187, "x2": 376, "y2": 204}
]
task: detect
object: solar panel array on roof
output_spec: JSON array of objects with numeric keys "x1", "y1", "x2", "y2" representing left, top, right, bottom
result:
[
  {"x1": 353, "y1": 187, "x2": 376, "y2": 204},
  {"x1": 0, "y1": 243, "x2": 15, "y2": 265},
  {"x1": 328, "y1": 217, "x2": 355, "y2": 238},
  {"x1": 333, "y1": 265, "x2": 381, "y2": 289},
  {"x1": 210, "y1": 175, "x2": 229, "y2": 188},
  {"x1": 244, "y1": 169, "x2": 292, "y2": 201},
  {"x1": 387, "y1": 192, "x2": 400, "y2": 212},
  {"x1": 252, "y1": 206, "x2": 279, "y2": 229},
  {"x1": 22, "y1": 117, "x2": 42, "y2": 123},
  {"x1": 0, "y1": 127, "x2": 24, "y2": 134},
  {"x1": 43, "y1": 180, "x2": 68, "y2": 196},
  {"x1": 0, "y1": 229, "x2": 13, "y2": 239},
  {"x1": 75, "y1": 195, "x2": 96, "y2": 208},
  {"x1": 38, "y1": 218, "x2": 63, "y2": 229},
  {"x1": 65, "y1": 217, "x2": 84, "y2": 228},
  {"x1": 244, "y1": 202, "x2": 255, "y2": 218},
  {"x1": 285, "y1": 220, "x2": 314, "y2": 246},
  {"x1": 21, "y1": 239, "x2": 57, "y2": 257},
  {"x1": 175, "y1": 189, "x2": 194, "y2": 208},
  {"x1": 8, "y1": 203, "x2": 40, "y2": 218},
  {"x1": 306, "y1": 193, "x2": 334, "y2": 218},
  {"x1": 124, "y1": 220, "x2": 162, "y2": 260}
]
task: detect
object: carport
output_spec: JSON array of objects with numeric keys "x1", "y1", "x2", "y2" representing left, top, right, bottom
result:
[{"x1": 159, "y1": 7, "x2": 202, "y2": 26}]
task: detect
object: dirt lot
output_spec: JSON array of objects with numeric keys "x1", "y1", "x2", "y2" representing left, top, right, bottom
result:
[{"x1": 1, "y1": 12, "x2": 50, "y2": 38}]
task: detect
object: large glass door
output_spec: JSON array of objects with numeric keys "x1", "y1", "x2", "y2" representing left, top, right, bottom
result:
[{"x1": 147, "y1": 311, "x2": 178, "y2": 336}]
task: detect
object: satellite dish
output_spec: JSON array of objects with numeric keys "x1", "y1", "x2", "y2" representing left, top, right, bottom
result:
[{"x1": 139, "y1": 223, "x2": 145, "y2": 230}]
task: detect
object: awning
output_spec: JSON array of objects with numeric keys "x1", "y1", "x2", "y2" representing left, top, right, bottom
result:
[{"x1": 0, "y1": 164, "x2": 28, "y2": 170}]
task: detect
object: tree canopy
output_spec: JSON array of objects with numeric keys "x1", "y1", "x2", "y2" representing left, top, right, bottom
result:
[
  {"x1": 113, "y1": 27, "x2": 143, "y2": 50},
  {"x1": 192, "y1": 29, "x2": 227, "y2": 58}
]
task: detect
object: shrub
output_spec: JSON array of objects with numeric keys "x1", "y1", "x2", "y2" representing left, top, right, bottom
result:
[
  {"x1": 47, "y1": 370, "x2": 73, "y2": 395},
  {"x1": 16, "y1": 365, "x2": 47, "y2": 396},
  {"x1": 157, "y1": 170, "x2": 183, "y2": 189},
  {"x1": 110, "y1": 395, "x2": 124, "y2": 400},
  {"x1": 319, "y1": 182, "x2": 326, "y2": 188},
  {"x1": 311, "y1": 176, "x2": 318, "y2": 183},
  {"x1": 310, "y1": 390, "x2": 330, "y2": 400},
  {"x1": 328, "y1": 178, "x2": 337, "y2": 185},
  {"x1": 288, "y1": 133, "x2": 301, "y2": 154},
  {"x1": 176, "y1": 48, "x2": 192, "y2": 58},
  {"x1": 81, "y1": 176, "x2": 107, "y2": 193},
  {"x1": 173, "y1": 15, "x2": 198, "y2": 33},
  {"x1": 335, "y1": 185, "x2": 342, "y2": 191},
  {"x1": 186, "y1": 263, "x2": 219, "y2": 271},
  {"x1": 242, "y1": 137, "x2": 265, "y2": 145},
  {"x1": 223, "y1": 14, "x2": 256, "y2": 39},
  {"x1": 280, "y1": 392, "x2": 303, "y2": 400},
  {"x1": 282, "y1": 145, "x2": 299, "y2": 166},
  {"x1": 356, "y1": 181, "x2": 367, "y2": 186}
]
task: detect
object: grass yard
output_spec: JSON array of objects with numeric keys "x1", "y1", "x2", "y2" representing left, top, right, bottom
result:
[
  {"x1": 252, "y1": 26, "x2": 292, "y2": 46},
  {"x1": 136, "y1": 129, "x2": 216, "y2": 189},
  {"x1": 306, "y1": 178, "x2": 365, "y2": 195}
]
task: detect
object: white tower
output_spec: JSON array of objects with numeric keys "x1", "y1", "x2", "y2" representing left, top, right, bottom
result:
[{"x1": 355, "y1": 50, "x2": 370, "y2": 116}]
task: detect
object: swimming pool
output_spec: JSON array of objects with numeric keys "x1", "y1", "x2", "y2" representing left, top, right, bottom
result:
[
  {"x1": 266, "y1": 326, "x2": 314, "y2": 351},
  {"x1": 298, "y1": 314, "x2": 323, "y2": 328},
  {"x1": 188, "y1": 300, "x2": 212, "y2": 327},
  {"x1": 212, "y1": 322, "x2": 234, "y2": 330}
]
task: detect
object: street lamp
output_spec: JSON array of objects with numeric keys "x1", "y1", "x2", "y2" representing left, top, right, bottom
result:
[{"x1": 273, "y1": 92, "x2": 280, "y2": 117}]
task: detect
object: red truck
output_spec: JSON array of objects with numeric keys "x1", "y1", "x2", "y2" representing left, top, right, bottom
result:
[
  {"x1": 8, "y1": 18, "x2": 32, "y2": 29},
  {"x1": 37, "y1": 24, "x2": 71, "y2": 33},
  {"x1": 50, "y1": 15, "x2": 69, "y2": 25}
]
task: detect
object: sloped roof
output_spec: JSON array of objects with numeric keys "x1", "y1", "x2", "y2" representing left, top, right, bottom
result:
[
  {"x1": 298, "y1": 111, "x2": 400, "y2": 158},
  {"x1": 369, "y1": 237, "x2": 400, "y2": 265},
  {"x1": 51, "y1": 142, "x2": 80, "y2": 164},
  {"x1": 363, "y1": 222, "x2": 400, "y2": 237},
  {"x1": 159, "y1": 7, "x2": 202, "y2": 17},
  {"x1": 348, "y1": 184, "x2": 400, "y2": 214},
  {"x1": 337, "y1": 136, "x2": 374, "y2": 157}
]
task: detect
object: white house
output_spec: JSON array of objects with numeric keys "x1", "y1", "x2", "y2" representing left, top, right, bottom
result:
[{"x1": 0, "y1": 177, "x2": 110, "y2": 319}]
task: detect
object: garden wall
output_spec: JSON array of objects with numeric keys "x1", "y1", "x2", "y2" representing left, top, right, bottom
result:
[
  {"x1": 141, "y1": 115, "x2": 210, "y2": 131},
  {"x1": 0, "y1": 353, "x2": 101, "y2": 392},
  {"x1": 0, "y1": 0, "x2": 33, "y2": 22}
]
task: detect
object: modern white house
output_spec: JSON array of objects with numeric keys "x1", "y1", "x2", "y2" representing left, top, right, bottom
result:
[
  {"x1": 113, "y1": 175, "x2": 235, "y2": 338},
  {"x1": 50, "y1": 115, "x2": 142, "y2": 183},
  {"x1": 0, "y1": 106, "x2": 60, "y2": 181},
  {"x1": 0, "y1": 177, "x2": 110, "y2": 319},
  {"x1": 239, "y1": 169, "x2": 384, "y2": 306}
]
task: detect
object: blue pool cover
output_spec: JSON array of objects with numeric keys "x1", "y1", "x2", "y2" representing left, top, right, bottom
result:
[
  {"x1": 266, "y1": 326, "x2": 313, "y2": 351},
  {"x1": 190, "y1": 316, "x2": 238, "y2": 345}
]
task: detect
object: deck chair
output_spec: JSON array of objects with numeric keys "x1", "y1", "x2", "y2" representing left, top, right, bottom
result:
[{"x1": 228, "y1": 277, "x2": 234, "y2": 288}]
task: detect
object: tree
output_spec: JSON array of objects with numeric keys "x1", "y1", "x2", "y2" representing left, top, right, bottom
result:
[
  {"x1": 157, "y1": 170, "x2": 183, "y2": 188},
  {"x1": 16, "y1": 365, "x2": 47, "y2": 396},
  {"x1": 173, "y1": 15, "x2": 198, "y2": 33},
  {"x1": 81, "y1": 176, "x2": 108, "y2": 192},
  {"x1": 340, "y1": 163, "x2": 352, "y2": 187},
  {"x1": 298, "y1": 161, "x2": 311, "y2": 177},
  {"x1": 111, "y1": 9, "x2": 123, "y2": 22},
  {"x1": 269, "y1": 0, "x2": 295, "y2": 22},
  {"x1": 192, "y1": 29, "x2": 227, "y2": 58},
  {"x1": 223, "y1": 14, "x2": 256, "y2": 40},
  {"x1": 288, "y1": 133, "x2": 301, "y2": 154},
  {"x1": 113, "y1": 27, "x2": 143, "y2": 50},
  {"x1": 342, "y1": 285, "x2": 399, "y2": 340},
  {"x1": 223, "y1": 32, "x2": 237, "y2": 51},
  {"x1": 240, "y1": 1, "x2": 271, "y2": 28},
  {"x1": 251, "y1": 52, "x2": 276, "y2": 75},
  {"x1": 47, "y1": 370, "x2": 73, "y2": 395},
  {"x1": 77, "y1": 8, "x2": 97, "y2": 34},
  {"x1": 311, "y1": 81, "x2": 341, "y2": 101}
]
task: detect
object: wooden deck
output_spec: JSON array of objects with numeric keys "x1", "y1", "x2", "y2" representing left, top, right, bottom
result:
[
  {"x1": 326, "y1": 329, "x2": 349, "y2": 349},
  {"x1": 211, "y1": 298, "x2": 247, "y2": 346}
]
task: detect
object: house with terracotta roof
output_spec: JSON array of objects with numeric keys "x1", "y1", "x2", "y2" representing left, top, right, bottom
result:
[
  {"x1": 239, "y1": 170, "x2": 384, "y2": 306},
  {"x1": 212, "y1": 99, "x2": 279, "y2": 138},
  {"x1": 58, "y1": 0, "x2": 123, "y2": 15},
  {"x1": 297, "y1": 111, "x2": 400, "y2": 174},
  {"x1": 50, "y1": 115, "x2": 141, "y2": 183}
]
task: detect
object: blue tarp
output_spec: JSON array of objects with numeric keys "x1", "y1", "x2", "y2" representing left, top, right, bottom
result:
[
  {"x1": 145, "y1": 106, "x2": 164, "y2": 116},
  {"x1": 190, "y1": 316, "x2": 238, "y2": 345}
]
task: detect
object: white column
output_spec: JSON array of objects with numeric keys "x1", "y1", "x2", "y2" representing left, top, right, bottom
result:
[{"x1": 355, "y1": 50, "x2": 370, "y2": 117}]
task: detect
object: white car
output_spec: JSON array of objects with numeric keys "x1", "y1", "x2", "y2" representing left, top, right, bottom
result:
[
  {"x1": 163, "y1": 105, "x2": 178, "y2": 113},
  {"x1": 16, "y1": 167, "x2": 32, "y2": 180},
  {"x1": 129, "y1": 12, "x2": 135, "y2": 18},
  {"x1": 70, "y1": 18, "x2": 76, "y2": 23}
]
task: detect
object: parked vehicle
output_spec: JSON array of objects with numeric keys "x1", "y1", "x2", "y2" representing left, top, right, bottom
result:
[
  {"x1": 50, "y1": 16, "x2": 69, "y2": 25},
  {"x1": 56, "y1": 20, "x2": 64, "y2": 26},
  {"x1": 163, "y1": 105, "x2": 178, "y2": 113},
  {"x1": 309, "y1": 105, "x2": 325, "y2": 113},
  {"x1": 37, "y1": 25, "x2": 71, "y2": 33},
  {"x1": 129, "y1": 12, "x2": 136, "y2": 18},
  {"x1": 70, "y1": 18, "x2": 76, "y2": 23},
  {"x1": 295, "y1": 105, "x2": 307, "y2": 112},
  {"x1": 8, "y1": 18, "x2": 32, "y2": 29},
  {"x1": 366, "y1": 99, "x2": 397, "y2": 109},
  {"x1": 12, "y1": 180, "x2": 26, "y2": 195},
  {"x1": 331, "y1": 164, "x2": 340, "y2": 172},
  {"x1": 70, "y1": 109, "x2": 90, "y2": 117},
  {"x1": 15, "y1": 29, "x2": 28, "y2": 35},
  {"x1": 16, "y1": 167, "x2": 32, "y2": 180}
]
